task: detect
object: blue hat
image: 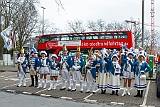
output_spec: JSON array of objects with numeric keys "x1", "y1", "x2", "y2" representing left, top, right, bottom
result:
[
  {"x1": 51, "y1": 54, "x2": 58, "y2": 59},
  {"x1": 30, "y1": 47, "x2": 37, "y2": 54},
  {"x1": 40, "y1": 51, "x2": 47, "y2": 56}
]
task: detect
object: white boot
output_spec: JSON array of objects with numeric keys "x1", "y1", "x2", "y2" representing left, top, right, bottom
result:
[
  {"x1": 37, "y1": 79, "x2": 42, "y2": 88},
  {"x1": 80, "y1": 81, "x2": 83, "y2": 92},
  {"x1": 122, "y1": 88, "x2": 126, "y2": 96},
  {"x1": 60, "y1": 80, "x2": 66, "y2": 90},
  {"x1": 92, "y1": 82, "x2": 96, "y2": 93},
  {"x1": 72, "y1": 81, "x2": 76, "y2": 91},
  {"x1": 127, "y1": 87, "x2": 131, "y2": 96},
  {"x1": 43, "y1": 79, "x2": 47, "y2": 88},
  {"x1": 17, "y1": 77, "x2": 22, "y2": 87},
  {"x1": 23, "y1": 78, "x2": 26, "y2": 87},
  {"x1": 86, "y1": 83, "x2": 90, "y2": 93},
  {"x1": 53, "y1": 80, "x2": 57, "y2": 90},
  {"x1": 48, "y1": 80, "x2": 53, "y2": 91}
]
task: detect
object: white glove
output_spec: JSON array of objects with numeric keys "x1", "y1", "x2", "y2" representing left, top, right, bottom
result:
[
  {"x1": 77, "y1": 66, "x2": 81, "y2": 69},
  {"x1": 72, "y1": 66, "x2": 76, "y2": 70}
]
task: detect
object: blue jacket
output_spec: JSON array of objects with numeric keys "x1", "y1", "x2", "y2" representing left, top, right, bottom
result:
[
  {"x1": 104, "y1": 58, "x2": 115, "y2": 75},
  {"x1": 22, "y1": 58, "x2": 27, "y2": 73},
  {"x1": 39, "y1": 57, "x2": 51, "y2": 67},
  {"x1": 60, "y1": 55, "x2": 72, "y2": 71},
  {"x1": 86, "y1": 59, "x2": 97, "y2": 79},
  {"x1": 72, "y1": 56, "x2": 84, "y2": 73},
  {"x1": 130, "y1": 61, "x2": 151, "y2": 76},
  {"x1": 28, "y1": 56, "x2": 39, "y2": 70},
  {"x1": 50, "y1": 60, "x2": 60, "y2": 70}
]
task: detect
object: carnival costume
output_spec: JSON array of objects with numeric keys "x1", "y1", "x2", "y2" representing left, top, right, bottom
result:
[
  {"x1": 106, "y1": 52, "x2": 121, "y2": 96},
  {"x1": 17, "y1": 48, "x2": 27, "y2": 87},
  {"x1": 28, "y1": 47, "x2": 39, "y2": 87},
  {"x1": 48, "y1": 54, "x2": 60, "y2": 90},
  {"x1": 71, "y1": 46, "x2": 84, "y2": 92},
  {"x1": 37, "y1": 51, "x2": 51, "y2": 88},
  {"x1": 97, "y1": 48, "x2": 109, "y2": 94},
  {"x1": 132, "y1": 52, "x2": 151, "y2": 97},
  {"x1": 85, "y1": 48, "x2": 97, "y2": 94},
  {"x1": 60, "y1": 44, "x2": 72, "y2": 91}
]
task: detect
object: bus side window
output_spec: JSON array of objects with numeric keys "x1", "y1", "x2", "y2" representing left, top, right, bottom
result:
[
  {"x1": 39, "y1": 36, "x2": 49, "y2": 44},
  {"x1": 86, "y1": 35, "x2": 93, "y2": 40}
]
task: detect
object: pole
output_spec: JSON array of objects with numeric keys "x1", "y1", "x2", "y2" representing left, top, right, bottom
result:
[
  {"x1": 41, "y1": 6, "x2": 46, "y2": 35},
  {"x1": 142, "y1": 0, "x2": 144, "y2": 48},
  {"x1": 0, "y1": 0, "x2": 2, "y2": 33}
]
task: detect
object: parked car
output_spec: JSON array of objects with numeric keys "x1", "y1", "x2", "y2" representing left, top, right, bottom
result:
[{"x1": 156, "y1": 63, "x2": 160, "y2": 98}]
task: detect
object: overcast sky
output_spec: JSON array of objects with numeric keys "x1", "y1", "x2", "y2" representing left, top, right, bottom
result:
[{"x1": 38, "y1": 0, "x2": 160, "y2": 32}]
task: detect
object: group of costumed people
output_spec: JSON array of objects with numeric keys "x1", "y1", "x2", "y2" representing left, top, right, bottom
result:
[{"x1": 16, "y1": 44, "x2": 151, "y2": 98}]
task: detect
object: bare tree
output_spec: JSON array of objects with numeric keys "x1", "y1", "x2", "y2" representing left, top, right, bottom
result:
[
  {"x1": 87, "y1": 19, "x2": 106, "y2": 31},
  {"x1": 8, "y1": 0, "x2": 39, "y2": 50},
  {"x1": 66, "y1": 19, "x2": 86, "y2": 32}
]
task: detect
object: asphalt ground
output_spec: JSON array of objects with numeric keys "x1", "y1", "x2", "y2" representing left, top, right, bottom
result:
[{"x1": 0, "y1": 69, "x2": 159, "y2": 107}]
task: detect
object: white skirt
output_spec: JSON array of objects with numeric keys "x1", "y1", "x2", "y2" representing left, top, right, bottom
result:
[
  {"x1": 108, "y1": 73, "x2": 120, "y2": 90},
  {"x1": 50, "y1": 69, "x2": 59, "y2": 76},
  {"x1": 134, "y1": 74, "x2": 147, "y2": 90},
  {"x1": 39, "y1": 67, "x2": 49, "y2": 74},
  {"x1": 97, "y1": 71, "x2": 109, "y2": 89},
  {"x1": 123, "y1": 71, "x2": 134, "y2": 79}
]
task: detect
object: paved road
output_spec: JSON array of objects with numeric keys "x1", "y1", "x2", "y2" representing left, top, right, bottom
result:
[
  {"x1": 0, "y1": 69, "x2": 160, "y2": 107},
  {"x1": 0, "y1": 91, "x2": 118, "y2": 107}
]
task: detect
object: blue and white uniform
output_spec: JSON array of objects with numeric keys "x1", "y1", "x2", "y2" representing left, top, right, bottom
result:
[
  {"x1": 50, "y1": 60, "x2": 60, "y2": 76},
  {"x1": 133, "y1": 61, "x2": 151, "y2": 90},
  {"x1": 60, "y1": 55, "x2": 72, "y2": 90},
  {"x1": 71, "y1": 56, "x2": 84, "y2": 91},
  {"x1": 29, "y1": 56, "x2": 39, "y2": 75},
  {"x1": 37, "y1": 51, "x2": 51, "y2": 89},
  {"x1": 17, "y1": 56, "x2": 27, "y2": 87},
  {"x1": 39, "y1": 57, "x2": 50, "y2": 74},
  {"x1": 106, "y1": 55, "x2": 121, "y2": 91},
  {"x1": 97, "y1": 56, "x2": 109, "y2": 91},
  {"x1": 85, "y1": 56, "x2": 97, "y2": 93},
  {"x1": 48, "y1": 54, "x2": 60, "y2": 90}
]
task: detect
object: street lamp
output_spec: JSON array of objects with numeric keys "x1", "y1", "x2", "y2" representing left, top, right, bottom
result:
[
  {"x1": 41, "y1": 6, "x2": 46, "y2": 35},
  {"x1": 142, "y1": 0, "x2": 144, "y2": 48}
]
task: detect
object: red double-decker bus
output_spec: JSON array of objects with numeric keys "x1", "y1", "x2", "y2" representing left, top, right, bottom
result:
[{"x1": 38, "y1": 31, "x2": 134, "y2": 56}]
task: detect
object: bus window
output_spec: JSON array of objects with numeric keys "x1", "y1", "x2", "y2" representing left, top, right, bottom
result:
[
  {"x1": 93, "y1": 35, "x2": 98, "y2": 39},
  {"x1": 50, "y1": 36, "x2": 60, "y2": 41},
  {"x1": 61, "y1": 35, "x2": 72, "y2": 41},
  {"x1": 100, "y1": 34, "x2": 113, "y2": 39},
  {"x1": 86, "y1": 35, "x2": 93, "y2": 40},
  {"x1": 114, "y1": 33, "x2": 128, "y2": 39},
  {"x1": 39, "y1": 36, "x2": 49, "y2": 44}
]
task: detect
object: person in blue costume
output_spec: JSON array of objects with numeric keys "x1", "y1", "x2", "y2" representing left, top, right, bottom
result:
[
  {"x1": 17, "y1": 48, "x2": 28, "y2": 87},
  {"x1": 37, "y1": 51, "x2": 51, "y2": 89},
  {"x1": 106, "y1": 51, "x2": 121, "y2": 96},
  {"x1": 71, "y1": 46, "x2": 84, "y2": 93},
  {"x1": 85, "y1": 49, "x2": 99, "y2": 94},
  {"x1": 131, "y1": 52, "x2": 151, "y2": 98},
  {"x1": 28, "y1": 47, "x2": 39, "y2": 87},
  {"x1": 97, "y1": 48, "x2": 110, "y2": 94},
  {"x1": 60, "y1": 44, "x2": 72, "y2": 91},
  {"x1": 48, "y1": 54, "x2": 60, "y2": 90},
  {"x1": 122, "y1": 48, "x2": 135, "y2": 96}
]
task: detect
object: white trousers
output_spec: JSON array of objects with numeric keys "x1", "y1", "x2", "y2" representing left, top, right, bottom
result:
[
  {"x1": 86, "y1": 71, "x2": 96, "y2": 92},
  {"x1": 61, "y1": 68, "x2": 71, "y2": 89},
  {"x1": 72, "y1": 70, "x2": 83, "y2": 90}
]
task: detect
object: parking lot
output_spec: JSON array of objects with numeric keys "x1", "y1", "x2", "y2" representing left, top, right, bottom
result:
[{"x1": 0, "y1": 69, "x2": 159, "y2": 107}]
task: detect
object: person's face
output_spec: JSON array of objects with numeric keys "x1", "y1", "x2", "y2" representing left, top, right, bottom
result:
[
  {"x1": 21, "y1": 53, "x2": 24, "y2": 57},
  {"x1": 52, "y1": 57, "x2": 56, "y2": 60},
  {"x1": 76, "y1": 52, "x2": 80, "y2": 57},
  {"x1": 128, "y1": 54, "x2": 133, "y2": 59},
  {"x1": 63, "y1": 51, "x2": 67, "y2": 55},
  {"x1": 113, "y1": 57, "x2": 117, "y2": 62},
  {"x1": 41, "y1": 53, "x2": 45, "y2": 57},
  {"x1": 31, "y1": 53, "x2": 35, "y2": 56},
  {"x1": 138, "y1": 56, "x2": 144, "y2": 62}
]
